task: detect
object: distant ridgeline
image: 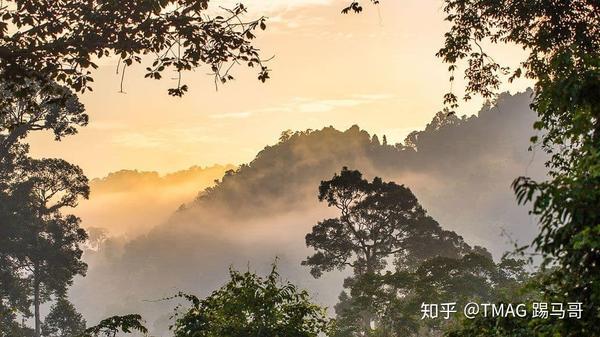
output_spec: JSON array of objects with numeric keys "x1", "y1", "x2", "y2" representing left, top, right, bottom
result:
[
  {"x1": 72, "y1": 90, "x2": 544, "y2": 332},
  {"x1": 185, "y1": 90, "x2": 542, "y2": 221}
]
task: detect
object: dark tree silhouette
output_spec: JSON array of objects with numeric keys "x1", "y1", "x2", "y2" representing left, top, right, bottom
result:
[
  {"x1": 0, "y1": 256, "x2": 30, "y2": 337},
  {"x1": 303, "y1": 168, "x2": 475, "y2": 335},
  {"x1": 341, "y1": 0, "x2": 380, "y2": 14},
  {"x1": 42, "y1": 298, "x2": 86, "y2": 337},
  {"x1": 0, "y1": 208, "x2": 30, "y2": 332},
  {"x1": 435, "y1": 1, "x2": 600, "y2": 335},
  {"x1": 82, "y1": 315, "x2": 147, "y2": 337},
  {"x1": 0, "y1": 81, "x2": 86, "y2": 165},
  {"x1": 0, "y1": 1, "x2": 270, "y2": 97},
  {"x1": 5, "y1": 159, "x2": 89, "y2": 337},
  {"x1": 333, "y1": 253, "x2": 528, "y2": 337},
  {"x1": 302, "y1": 167, "x2": 470, "y2": 278}
]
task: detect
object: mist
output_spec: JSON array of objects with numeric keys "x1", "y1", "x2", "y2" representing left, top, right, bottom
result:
[
  {"x1": 70, "y1": 90, "x2": 546, "y2": 335},
  {"x1": 74, "y1": 165, "x2": 234, "y2": 238}
]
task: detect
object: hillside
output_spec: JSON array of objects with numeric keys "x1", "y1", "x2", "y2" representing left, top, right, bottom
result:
[{"x1": 72, "y1": 90, "x2": 546, "y2": 335}]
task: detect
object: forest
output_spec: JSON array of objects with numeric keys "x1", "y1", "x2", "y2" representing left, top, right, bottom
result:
[{"x1": 1, "y1": 1, "x2": 599, "y2": 337}]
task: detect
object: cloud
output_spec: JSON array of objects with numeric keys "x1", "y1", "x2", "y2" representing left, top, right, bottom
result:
[
  {"x1": 287, "y1": 94, "x2": 396, "y2": 113},
  {"x1": 294, "y1": 98, "x2": 368, "y2": 113},
  {"x1": 212, "y1": 93, "x2": 396, "y2": 119},
  {"x1": 76, "y1": 165, "x2": 235, "y2": 237},
  {"x1": 208, "y1": 112, "x2": 253, "y2": 119},
  {"x1": 105, "y1": 93, "x2": 395, "y2": 155},
  {"x1": 111, "y1": 125, "x2": 228, "y2": 149},
  {"x1": 87, "y1": 121, "x2": 128, "y2": 131},
  {"x1": 111, "y1": 133, "x2": 166, "y2": 149}
]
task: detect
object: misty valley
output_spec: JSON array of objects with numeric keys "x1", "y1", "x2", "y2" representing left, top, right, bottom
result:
[
  {"x1": 1, "y1": 1, "x2": 597, "y2": 337},
  {"x1": 65, "y1": 91, "x2": 544, "y2": 336}
]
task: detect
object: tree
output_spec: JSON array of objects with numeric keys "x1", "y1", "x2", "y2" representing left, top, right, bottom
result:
[
  {"x1": 7, "y1": 159, "x2": 89, "y2": 337},
  {"x1": 0, "y1": 81, "x2": 87, "y2": 165},
  {"x1": 0, "y1": 262, "x2": 30, "y2": 337},
  {"x1": 0, "y1": 1, "x2": 270, "y2": 97},
  {"x1": 0, "y1": 0, "x2": 272, "y2": 174},
  {"x1": 303, "y1": 168, "x2": 474, "y2": 335},
  {"x1": 413, "y1": 253, "x2": 528, "y2": 306},
  {"x1": 41, "y1": 298, "x2": 86, "y2": 337},
  {"x1": 171, "y1": 265, "x2": 331, "y2": 337},
  {"x1": 82, "y1": 315, "x2": 147, "y2": 337},
  {"x1": 0, "y1": 198, "x2": 31, "y2": 336},
  {"x1": 303, "y1": 167, "x2": 470, "y2": 278},
  {"x1": 83, "y1": 265, "x2": 331, "y2": 337},
  {"x1": 444, "y1": 271, "x2": 550, "y2": 337},
  {"x1": 341, "y1": 1, "x2": 380, "y2": 14},
  {"x1": 371, "y1": 135, "x2": 380, "y2": 146},
  {"x1": 436, "y1": 1, "x2": 600, "y2": 335},
  {"x1": 330, "y1": 252, "x2": 528, "y2": 337}
]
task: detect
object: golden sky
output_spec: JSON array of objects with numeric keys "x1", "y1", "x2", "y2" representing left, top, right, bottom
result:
[{"x1": 28, "y1": 0, "x2": 532, "y2": 178}]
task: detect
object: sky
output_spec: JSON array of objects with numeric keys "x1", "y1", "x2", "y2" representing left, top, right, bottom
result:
[
  {"x1": 28, "y1": 0, "x2": 532, "y2": 178},
  {"x1": 10, "y1": 1, "x2": 543, "y2": 329}
]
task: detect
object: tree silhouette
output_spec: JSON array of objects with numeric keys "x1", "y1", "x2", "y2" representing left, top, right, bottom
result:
[
  {"x1": 82, "y1": 315, "x2": 147, "y2": 337},
  {"x1": 0, "y1": 1, "x2": 270, "y2": 97},
  {"x1": 0, "y1": 206, "x2": 30, "y2": 336},
  {"x1": 42, "y1": 298, "x2": 86, "y2": 337},
  {"x1": 303, "y1": 167, "x2": 469, "y2": 278},
  {"x1": 5, "y1": 159, "x2": 89, "y2": 337},
  {"x1": 303, "y1": 168, "x2": 475, "y2": 335},
  {"x1": 0, "y1": 81, "x2": 86, "y2": 165},
  {"x1": 436, "y1": 1, "x2": 600, "y2": 335},
  {"x1": 331, "y1": 253, "x2": 528, "y2": 337},
  {"x1": 341, "y1": 1, "x2": 380, "y2": 14}
]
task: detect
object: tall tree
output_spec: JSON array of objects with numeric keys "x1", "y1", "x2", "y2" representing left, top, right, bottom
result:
[
  {"x1": 303, "y1": 168, "x2": 472, "y2": 334},
  {"x1": 303, "y1": 167, "x2": 470, "y2": 278},
  {"x1": 0, "y1": 255, "x2": 30, "y2": 337},
  {"x1": 1, "y1": 173, "x2": 32, "y2": 333},
  {"x1": 8, "y1": 159, "x2": 89, "y2": 337},
  {"x1": 436, "y1": 1, "x2": 600, "y2": 335},
  {"x1": 41, "y1": 298, "x2": 86, "y2": 337}
]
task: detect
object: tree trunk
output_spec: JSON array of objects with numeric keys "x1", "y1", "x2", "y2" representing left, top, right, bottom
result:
[{"x1": 34, "y1": 271, "x2": 41, "y2": 337}]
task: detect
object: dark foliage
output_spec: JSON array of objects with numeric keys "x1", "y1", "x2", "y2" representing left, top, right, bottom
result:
[
  {"x1": 437, "y1": 0, "x2": 600, "y2": 335},
  {"x1": 303, "y1": 167, "x2": 471, "y2": 278},
  {"x1": 42, "y1": 298, "x2": 86, "y2": 337},
  {"x1": 0, "y1": 0, "x2": 270, "y2": 97}
]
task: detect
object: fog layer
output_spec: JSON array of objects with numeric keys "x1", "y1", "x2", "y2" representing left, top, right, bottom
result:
[{"x1": 71, "y1": 90, "x2": 546, "y2": 335}]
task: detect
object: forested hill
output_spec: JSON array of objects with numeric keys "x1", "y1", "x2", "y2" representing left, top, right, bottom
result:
[
  {"x1": 74, "y1": 90, "x2": 545, "y2": 333},
  {"x1": 181, "y1": 89, "x2": 543, "y2": 224}
]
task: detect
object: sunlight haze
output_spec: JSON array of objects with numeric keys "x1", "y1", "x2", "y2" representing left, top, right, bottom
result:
[{"x1": 27, "y1": 0, "x2": 531, "y2": 178}]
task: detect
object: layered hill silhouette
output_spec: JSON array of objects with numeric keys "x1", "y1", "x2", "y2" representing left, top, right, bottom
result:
[
  {"x1": 72, "y1": 90, "x2": 546, "y2": 335},
  {"x1": 174, "y1": 89, "x2": 544, "y2": 241}
]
